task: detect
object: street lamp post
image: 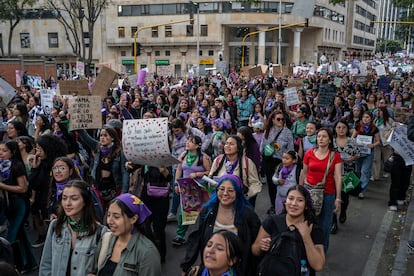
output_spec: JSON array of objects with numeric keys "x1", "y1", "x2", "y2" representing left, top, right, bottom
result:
[{"x1": 278, "y1": 0, "x2": 282, "y2": 66}]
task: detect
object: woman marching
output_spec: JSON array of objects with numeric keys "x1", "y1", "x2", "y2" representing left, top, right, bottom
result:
[
  {"x1": 300, "y1": 127, "x2": 342, "y2": 252},
  {"x1": 39, "y1": 180, "x2": 107, "y2": 276},
  {"x1": 330, "y1": 120, "x2": 360, "y2": 234}
]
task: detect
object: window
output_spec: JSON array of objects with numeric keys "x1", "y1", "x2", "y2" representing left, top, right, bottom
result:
[
  {"x1": 208, "y1": 50, "x2": 214, "y2": 56},
  {"x1": 165, "y1": 25, "x2": 172, "y2": 37},
  {"x1": 121, "y1": 51, "x2": 126, "y2": 56},
  {"x1": 131, "y1": 26, "x2": 137, "y2": 38},
  {"x1": 152, "y1": 27, "x2": 158, "y2": 38},
  {"x1": 20, "y1": 33, "x2": 30, "y2": 48},
  {"x1": 48, "y1": 32, "x2": 59, "y2": 48},
  {"x1": 199, "y1": 50, "x2": 203, "y2": 56},
  {"x1": 155, "y1": 50, "x2": 160, "y2": 56},
  {"x1": 118, "y1": 27, "x2": 125, "y2": 38},
  {"x1": 186, "y1": 25, "x2": 193, "y2": 37},
  {"x1": 165, "y1": 50, "x2": 171, "y2": 56},
  {"x1": 200, "y1": 25, "x2": 208, "y2": 37},
  {"x1": 83, "y1": 32, "x2": 90, "y2": 47}
]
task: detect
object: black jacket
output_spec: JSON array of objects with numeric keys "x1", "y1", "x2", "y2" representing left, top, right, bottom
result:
[{"x1": 180, "y1": 203, "x2": 261, "y2": 276}]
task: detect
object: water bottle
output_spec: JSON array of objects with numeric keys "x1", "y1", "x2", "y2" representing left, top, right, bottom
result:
[{"x1": 300, "y1": 259, "x2": 309, "y2": 276}]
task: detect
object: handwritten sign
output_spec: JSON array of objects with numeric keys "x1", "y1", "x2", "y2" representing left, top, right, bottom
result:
[
  {"x1": 58, "y1": 80, "x2": 89, "y2": 96},
  {"x1": 248, "y1": 66, "x2": 262, "y2": 78},
  {"x1": 91, "y1": 66, "x2": 118, "y2": 98},
  {"x1": 0, "y1": 78, "x2": 16, "y2": 105},
  {"x1": 356, "y1": 135, "x2": 373, "y2": 155},
  {"x1": 284, "y1": 87, "x2": 300, "y2": 106},
  {"x1": 40, "y1": 89, "x2": 56, "y2": 115},
  {"x1": 317, "y1": 83, "x2": 336, "y2": 107},
  {"x1": 389, "y1": 124, "x2": 414, "y2": 165},
  {"x1": 178, "y1": 178, "x2": 210, "y2": 225},
  {"x1": 352, "y1": 75, "x2": 372, "y2": 84},
  {"x1": 375, "y1": 64, "x2": 387, "y2": 76},
  {"x1": 68, "y1": 96, "x2": 102, "y2": 130},
  {"x1": 122, "y1": 118, "x2": 179, "y2": 167}
]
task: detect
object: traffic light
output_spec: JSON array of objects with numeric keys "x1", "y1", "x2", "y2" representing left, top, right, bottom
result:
[
  {"x1": 132, "y1": 42, "x2": 142, "y2": 56},
  {"x1": 188, "y1": 1, "x2": 194, "y2": 25}
]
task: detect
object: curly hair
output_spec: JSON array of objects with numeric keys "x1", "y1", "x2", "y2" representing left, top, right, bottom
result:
[{"x1": 36, "y1": 134, "x2": 68, "y2": 168}]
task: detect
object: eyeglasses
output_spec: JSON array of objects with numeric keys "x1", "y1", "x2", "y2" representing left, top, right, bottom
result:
[
  {"x1": 275, "y1": 117, "x2": 285, "y2": 122},
  {"x1": 52, "y1": 166, "x2": 67, "y2": 172}
]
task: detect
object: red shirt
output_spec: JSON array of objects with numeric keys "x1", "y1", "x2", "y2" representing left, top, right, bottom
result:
[{"x1": 303, "y1": 150, "x2": 342, "y2": 195}]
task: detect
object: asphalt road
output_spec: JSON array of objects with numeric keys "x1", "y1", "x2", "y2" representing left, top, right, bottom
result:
[{"x1": 25, "y1": 175, "x2": 405, "y2": 275}]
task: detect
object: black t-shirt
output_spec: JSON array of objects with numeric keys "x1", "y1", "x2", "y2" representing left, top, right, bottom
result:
[{"x1": 262, "y1": 214, "x2": 324, "y2": 276}]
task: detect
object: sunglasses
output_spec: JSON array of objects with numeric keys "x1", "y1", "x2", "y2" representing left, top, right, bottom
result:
[{"x1": 275, "y1": 117, "x2": 285, "y2": 122}]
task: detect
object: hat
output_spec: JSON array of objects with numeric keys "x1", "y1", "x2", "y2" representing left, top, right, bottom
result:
[
  {"x1": 214, "y1": 96, "x2": 226, "y2": 103},
  {"x1": 348, "y1": 94, "x2": 356, "y2": 100},
  {"x1": 106, "y1": 119, "x2": 123, "y2": 129},
  {"x1": 115, "y1": 193, "x2": 152, "y2": 224},
  {"x1": 251, "y1": 121, "x2": 264, "y2": 130},
  {"x1": 212, "y1": 118, "x2": 230, "y2": 130},
  {"x1": 217, "y1": 174, "x2": 243, "y2": 190}
]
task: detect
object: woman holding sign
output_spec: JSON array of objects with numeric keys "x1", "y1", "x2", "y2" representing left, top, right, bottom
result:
[{"x1": 351, "y1": 111, "x2": 380, "y2": 199}]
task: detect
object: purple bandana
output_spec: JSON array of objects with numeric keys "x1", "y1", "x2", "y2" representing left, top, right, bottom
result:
[{"x1": 116, "y1": 193, "x2": 152, "y2": 224}]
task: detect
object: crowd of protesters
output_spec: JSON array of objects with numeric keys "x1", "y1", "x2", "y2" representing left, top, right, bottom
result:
[{"x1": 0, "y1": 57, "x2": 413, "y2": 275}]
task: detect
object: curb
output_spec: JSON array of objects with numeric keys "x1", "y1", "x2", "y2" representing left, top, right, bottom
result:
[{"x1": 391, "y1": 185, "x2": 414, "y2": 275}]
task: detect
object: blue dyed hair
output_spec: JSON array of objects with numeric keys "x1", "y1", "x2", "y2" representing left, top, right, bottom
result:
[{"x1": 202, "y1": 175, "x2": 252, "y2": 224}]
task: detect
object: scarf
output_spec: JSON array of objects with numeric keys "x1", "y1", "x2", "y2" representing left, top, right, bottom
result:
[
  {"x1": 201, "y1": 267, "x2": 235, "y2": 276},
  {"x1": 308, "y1": 134, "x2": 317, "y2": 144},
  {"x1": 186, "y1": 152, "x2": 198, "y2": 167},
  {"x1": 100, "y1": 142, "x2": 114, "y2": 158},
  {"x1": 225, "y1": 157, "x2": 239, "y2": 174},
  {"x1": 376, "y1": 118, "x2": 384, "y2": 127},
  {"x1": 55, "y1": 180, "x2": 69, "y2": 199},
  {"x1": 363, "y1": 124, "x2": 372, "y2": 134},
  {"x1": 54, "y1": 131, "x2": 63, "y2": 138},
  {"x1": 67, "y1": 217, "x2": 86, "y2": 233},
  {"x1": 281, "y1": 164, "x2": 296, "y2": 180},
  {"x1": 0, "y1": 159, "x2": 12, "y2": 181},
  {"x1": 176, "y1": 132, "x2": 185, "y2": 140}
]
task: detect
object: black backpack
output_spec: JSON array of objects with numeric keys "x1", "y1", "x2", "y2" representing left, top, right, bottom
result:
[{"x1": 257, "y1": 215, "x2": 306, "y2": 276}]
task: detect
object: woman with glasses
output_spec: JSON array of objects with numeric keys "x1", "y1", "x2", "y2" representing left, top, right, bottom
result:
[
  {"x1": 330, "y1": 120, "x2": 360, "y2": 235},
  {"x1": 181, "y1": 174, "x2": 260, "y2": 276},
  {"x1": 260, "y1": 111, "x2": 294, "y2": 215},
  {"x1": 48, "y1": 157, "x2": 81, "y2": 220},
  {"x1": 29, "y1": 134, "x2": 67, "y2": 248}
]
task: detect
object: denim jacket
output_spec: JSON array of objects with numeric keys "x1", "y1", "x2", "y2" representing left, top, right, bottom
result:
[
  {"x1": 39, "y1": 220, "x2": 108, "y2": 276},
  {"x1": 78, "y1": 129, "x2": 129, "y2": 192}
]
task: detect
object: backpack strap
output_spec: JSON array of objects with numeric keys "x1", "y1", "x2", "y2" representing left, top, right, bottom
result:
[{"x1": 98, "y1": 232, "x2": 112, "y2": 268}]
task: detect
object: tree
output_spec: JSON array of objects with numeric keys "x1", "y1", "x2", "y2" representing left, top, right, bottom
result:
[
  {"x1": 0, "y1": 0, "x2": 36, "y2": 57},
  {"x1": 376, "y1": 39, "x2": 404, "y2": 54},
  {"x1": 45, "y1": 0, "x2": 108, "y2": 74}
]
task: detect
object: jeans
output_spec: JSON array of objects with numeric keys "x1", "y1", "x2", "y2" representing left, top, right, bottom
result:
[
  {"x1": 357, "y1": 153, "x2": 374, "y2": 192},
  {"x1": 319, "y1": 193, "x2": 335, "y2": 253},
  {"x1": 170, "y1": 167, "x2": 180, "y2": 215},
  {"x1": 7, "y1": 196, "x2": 37, "y2": 269}
]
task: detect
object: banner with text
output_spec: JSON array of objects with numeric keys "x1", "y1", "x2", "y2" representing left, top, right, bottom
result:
[
  {"x1": 389, "y1": 124, "x2": 414, "y2": 166},
  {"x1": 68, "y1": 96, "x2": 102, "y2": 130},
  {"x1": 40, "y1": 89, "x2": 56, "y2": 115},
  {"x1": 122, "y1": 118, "x2": 179, "y2": 167},
  {"x1": 284, "y1": 87, "x2": 300, "y2": 106}
]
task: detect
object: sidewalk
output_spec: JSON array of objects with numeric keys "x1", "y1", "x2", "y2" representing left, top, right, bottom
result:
[{"x1": 392, "y1": 185, "x2": 414, "y2": 275}]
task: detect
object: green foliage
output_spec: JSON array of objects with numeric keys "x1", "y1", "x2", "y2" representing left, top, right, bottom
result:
[
  {"x1": 329, "y1": 0, "x2": 347, "y2": 5},
  {"x1": 376, "y1": 39, "x2": 404, "y2": 54},
  {"x1": 392, "y1": 0, "x2": 413, "y2": 8}
]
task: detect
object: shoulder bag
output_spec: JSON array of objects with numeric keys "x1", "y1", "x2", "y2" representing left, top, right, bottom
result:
[{"x1": 304, "y1": 151, "x2": 335, "y2": 216}]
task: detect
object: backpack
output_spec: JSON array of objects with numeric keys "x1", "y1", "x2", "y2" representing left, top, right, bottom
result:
[{"x1": 257, "y1": 216, "x2": 306, "y2": 276}]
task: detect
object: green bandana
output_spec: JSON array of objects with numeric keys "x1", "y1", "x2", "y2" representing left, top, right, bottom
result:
[
  {"x1": 67, "y1": 217, "x2": 86, "y2": 233},
  {"x1": 186, "y1": 152, "x2": 198, "y2": 167}
]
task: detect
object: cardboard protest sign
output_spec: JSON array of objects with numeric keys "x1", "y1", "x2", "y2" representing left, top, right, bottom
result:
[
  {"x1": 389, "y1": 124, "x2": 414, "y2": 165},
  {"x1": 68, "y1": 96, "x2": 102, "y2": 130},
  {"x1": 352, "y1": 75, "x2": 372, "y2": 84},
  {"x1": 177, "y1": 178, "x2": 210, "y2": 225},
  {"x1": 91, "y1": 66, "x2": 118, "y2": 98},
  {"x1": 273, "y1": 65, "x2": 293, "y2": 77},
  {"x1": 39, "y1": 89, "x2": 56, "y2": 115},
  {"x1": 248, "y1": 66, "x2": 262, "y2": 78},
  {"x1": 284, "y1": 87, "x2": 300, "y2": 106},
  {"x1": 288, "y1": 79, "x2": 303, "y2": 89},
  {"x1": 317, "y1": 83, "x2": 336, "y2": 107},
  {"x1": 122, "y1": 118, "x2": 179, "y2": 167},
  {"x1": 0, "y1": 78, "x2": 16, "y2": 105},
  {"x1": 58, "y1": 80, "x2": 89, "y2": 96}
]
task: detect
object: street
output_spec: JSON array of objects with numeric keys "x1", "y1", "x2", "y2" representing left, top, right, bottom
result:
[{"x1": 26, "y1": 175, "x2": 409, "y2": 275}]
